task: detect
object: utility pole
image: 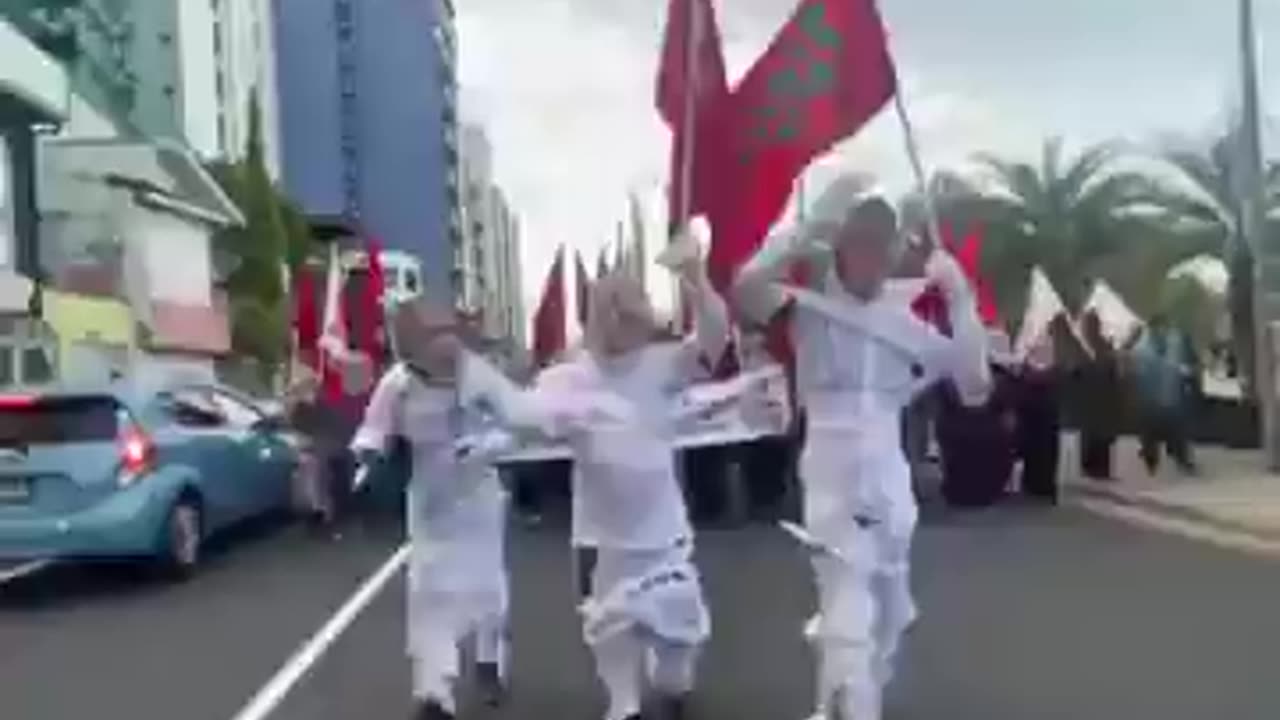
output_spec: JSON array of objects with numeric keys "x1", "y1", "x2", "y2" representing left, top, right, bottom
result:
[{"x1": 1239, "y1": 0, "x2": 1279, "y2": 469}]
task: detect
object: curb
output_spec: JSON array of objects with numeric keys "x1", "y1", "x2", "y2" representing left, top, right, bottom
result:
[{"x1": 1069, "y1": 482, "x2": 1280, "y2": 543}]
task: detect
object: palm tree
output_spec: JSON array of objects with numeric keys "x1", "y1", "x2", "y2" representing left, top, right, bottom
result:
[
  {"x1": 970, "y1": 138, "x2": 1157, "y2": 314},
  {"x1": 1142, "y1": 127, "x2": 1280, "y2": 390}
]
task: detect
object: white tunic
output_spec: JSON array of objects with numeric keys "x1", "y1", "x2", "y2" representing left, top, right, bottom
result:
[
  {"x1": 352, "y1": 353, "x2": 545, "y2": 594},
  {"x1": 540, "y1": 343, "x2": 697, "y2": 551}
]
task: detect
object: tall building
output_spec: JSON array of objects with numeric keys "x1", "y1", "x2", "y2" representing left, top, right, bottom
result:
[
  {"x1": 8, "y1": 0, "x2": 281, "y2": 172},
  {"x1": 0, "y1": 7, "x2": 244, "y2": 389},
  {"x1": 211, "y1": 0, "x2": 281, "y2": 178},
  {"x1": 459, "y1": 122, "x2": 525, "y2": 353},
  {"x1": 128, "y1": 0, "x2": 281, "y2": 173},
  {"x1": 274, "y1": 0, "x2": 463, "y2": 306}
]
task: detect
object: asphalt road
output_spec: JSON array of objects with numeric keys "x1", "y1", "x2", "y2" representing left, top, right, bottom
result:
[{"x1": 3, "y1": 505, "x2": 1280, "y2": 720}]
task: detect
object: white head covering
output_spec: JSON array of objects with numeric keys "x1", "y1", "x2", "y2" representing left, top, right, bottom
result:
[
  {"x1": 807, "y1": 174, "x2": 904, "y2": 263},
  {"x1": 582, "y1": 272, "x2": 657, "y2": 356}
]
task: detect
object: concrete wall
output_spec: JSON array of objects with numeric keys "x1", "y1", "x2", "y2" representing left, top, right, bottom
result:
[
  {"x1": 43, "y1": 290, "x2": 133, "y2": 385},
  {"x1": 134, "y1": 207, "x2": 214, "y2": 307}
]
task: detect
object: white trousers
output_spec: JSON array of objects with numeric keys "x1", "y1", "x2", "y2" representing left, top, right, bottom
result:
[
  {"x1": 806, "y1": 521, "x2": 917, "y2": 720},
  {"x1": 409, "y1": 591, "x2": 509, "y2": 712},
  {"x1": 800, "y1": 429, "x2": 918, "y2": 720},
  {"x1": 582, "y1": 540, "x2": 710, "y2": 720},
  {"x1": 405, "y1": 484, "x2": 509, "y2": 711}
]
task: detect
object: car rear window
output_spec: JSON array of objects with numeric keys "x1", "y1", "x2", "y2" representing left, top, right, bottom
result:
[{"x1": 0, "y1": 396, "x2": 121, "y2": 447}]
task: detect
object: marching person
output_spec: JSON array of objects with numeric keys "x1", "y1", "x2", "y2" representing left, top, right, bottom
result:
[
  {"x1": 529, "y1": 220, "x2": 729, "y2": 720},
  {"x1": 281, "y1": 365, "x2": 345, "y2": 536},
  {"x1": 1076, "y1": 311, "x2": 1123, "y2": 481},
  {"x1": 351, "y1": 298, "x2": 549, "y2": 720},
  {"x1": 733, "y1": 186, "x2": 990, "y2": 720},
  {"x1": 1131, "y1": 314, "x2": 1199, "y2": 476},
  {"x1": 937, "y1": 329, "x2": 1020, "y2": 508}
]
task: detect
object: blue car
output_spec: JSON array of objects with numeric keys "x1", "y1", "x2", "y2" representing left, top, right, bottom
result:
[{"x1": 0, "y1": 381, "x2": 299, "y2": 579}]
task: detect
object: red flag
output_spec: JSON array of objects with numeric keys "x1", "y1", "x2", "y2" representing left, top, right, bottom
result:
[
  {"x1": 708, "y1": 0, "x2": 897, "y2": 294},
  {"x1": 954, "y1": 226, "x2": 1001, "y2": 327},
  {"x1": 359, "y1": 237, "x2": 388, "y2": 369},
  {"x1": 910, "y1": 224, "x2": 1001, "y2": 333},
  {"x1": 657, "y1": 0, "x2": 730, "y2": 225},
  {"x1": 531, "y1": 246, "x2": 567, "y2": 368},
  {"x1": 574, "y1": 249, "x2": 591, "y2": 328},
  {"x1": 293, "y1": 264, "x2": 320, "y2": 370}
]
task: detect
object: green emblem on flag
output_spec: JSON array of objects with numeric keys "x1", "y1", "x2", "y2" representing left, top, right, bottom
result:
[{"x1": 738, "y1": 1, "x2": 840, "y2": 162}]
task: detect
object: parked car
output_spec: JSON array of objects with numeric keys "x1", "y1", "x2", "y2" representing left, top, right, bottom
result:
[{"x1": 0, "y1": 381, "x2": 299, "y2": 579}]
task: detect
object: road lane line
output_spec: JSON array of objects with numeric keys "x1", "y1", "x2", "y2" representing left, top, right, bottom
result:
[
  {"x1": 229, "y1": 543, "x2": 411, "y2": 720},
  {"x1": 0, "y1": 559, "x2": 53, "y2": 585},
  {"x1": 1078, "y1": 498, "x2": 1280, "y2": 559}
]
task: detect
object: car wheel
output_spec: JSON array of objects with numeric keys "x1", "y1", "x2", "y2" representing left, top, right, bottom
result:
[{"x1": 160, "y1": 497, "x2": 203, "y2": 580}]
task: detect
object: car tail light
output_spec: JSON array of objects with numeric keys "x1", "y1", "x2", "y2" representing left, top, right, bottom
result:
[
  {"x1": 0, "y1": 395, "x2": 37, "y2": 408},
  {"x1": 118, "y1": 422, "x2": 156, "y2": 487}
]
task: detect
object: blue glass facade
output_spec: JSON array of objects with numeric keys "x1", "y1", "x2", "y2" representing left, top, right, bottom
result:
[{"x1": 274, "y1": 0, "x2": 461, "y2": 305}]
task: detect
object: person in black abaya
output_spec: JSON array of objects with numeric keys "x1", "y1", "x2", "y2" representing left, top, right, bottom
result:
[
  {"x1": 937, "y1": 329, "x2": 1019, "y2": 508},
  {"x1": 1076, "y1": 311, "x2": 1123, "y2": 481},
  {"x1": 1016, "y1": 325, "x2": 1066, "y2": 505}
]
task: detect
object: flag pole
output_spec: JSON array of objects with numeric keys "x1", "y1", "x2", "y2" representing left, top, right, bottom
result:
[
  {"x1": 1238, "y1": 0, "x2": 1278, "y2": 469},
  {"x1": 676, "y1": 0, "x2": 705, "y2": 231},
  {"x1": 891, "y1": 90, "x2": 944, "y2": 252}
]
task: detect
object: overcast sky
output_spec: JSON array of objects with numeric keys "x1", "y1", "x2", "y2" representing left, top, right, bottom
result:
[{"x1": 457, "y1": 0, "x2": 1280, "y2": 327}]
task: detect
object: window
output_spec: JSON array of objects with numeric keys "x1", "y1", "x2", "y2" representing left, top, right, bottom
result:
[
  {"x1": 404, "y1": 269, "x2": 420, "y2": 295},
  {"x1": 211, "y1": 390, "x2": 263, "y2": 429},
  {"x1": 0, "y1": 334, "x2": 56, "y2": 389},
  {"x1": 0, "y1": 136, "x2": 12, "y2": 270},
  {"x1": 21, "y1": 348, "x2": 52, "y2": 385},
  {"x1": 0, "y1": 351, "x2": 13, "y2": 387},
  {"x1": 0, "y1": 397, "x2": 121, "y2": 447},
  {"x1": 162, "y1": 388, "x2": 225, "y2": 429}
]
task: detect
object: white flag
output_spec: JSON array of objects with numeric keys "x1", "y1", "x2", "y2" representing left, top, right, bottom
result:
[
  {"x1": 1082, "y1": 280, "x2": 1143, "y2": 344},
  {"x1": 319, "y1": 243, "x2": 350, "y2": 361},
  {"x1": 1014, "y1": 267, "x2": 1067, "y2": 359}
]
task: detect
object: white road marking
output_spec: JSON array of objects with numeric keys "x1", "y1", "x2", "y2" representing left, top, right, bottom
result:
[
  {"x1": 1077, "y1": 498, "x2": 1280, "y2": 559},
  {"x1": 0, "y1": 559, "x2": 53, "y2": 585},
  {"x1": 229, "y1": 543, "x2": 411, "y2": 720}
]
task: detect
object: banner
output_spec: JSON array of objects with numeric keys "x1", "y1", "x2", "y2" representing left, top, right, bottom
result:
[{"x1": 495, "y1": 364, "x2": 791, "y2": 464}]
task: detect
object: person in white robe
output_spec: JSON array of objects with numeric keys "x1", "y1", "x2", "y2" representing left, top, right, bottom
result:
[
  {"x1": 529, "y1": 221, "x2": 729, "y2": 720},
  {"x1": 351, "y1": 298, "x2": 549, "y2": 720},
  {"x1": 733, "y1": 188, "x2": 990, "y2": 720}
]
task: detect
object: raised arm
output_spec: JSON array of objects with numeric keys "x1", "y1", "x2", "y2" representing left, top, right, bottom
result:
[
  {"x1": 656, "y1": 218, "x2": 731, "y2": 380},
  {"x1": 926, "y1": 248, "x2": 991, "y2": 407},
  {"x1": 351, "y1": 365, "x2": 405, "y2": 456},
  {"x1": 677, "y1": 260, "x2": 731, "y2": 379},
  {"x1": 732, "y1": 225, "x2": 834, "y2": 327},
  {"x1": 461, "y1": 351, "x2": 557, "y2": 434}
]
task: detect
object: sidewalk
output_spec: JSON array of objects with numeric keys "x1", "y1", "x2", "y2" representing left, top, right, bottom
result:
[{"x1": 1062, "y1": 435, "x2": 1280, "y2": 541}]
